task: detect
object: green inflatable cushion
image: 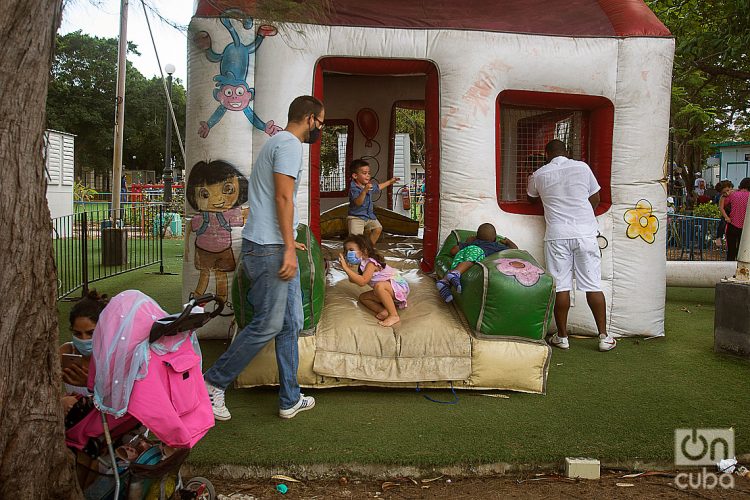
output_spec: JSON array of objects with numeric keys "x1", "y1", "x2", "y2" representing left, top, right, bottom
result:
[
  {"x1": 435, "y1": 230, "x2": 554, "y2": 340},
  {"x1": 231, "y1": 223, "x2": 326, "y2": 333}
]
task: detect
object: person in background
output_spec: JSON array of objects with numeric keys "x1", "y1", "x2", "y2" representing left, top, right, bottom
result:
[
  {"x1": 724, "y1": 177, "x2": 749, "y2": 261},
  {"x1": 120, "y1": 173, "x2": 128, "y2": 221},
  {"x1": 693, "y1": 173, "x2": 709, "y2": 205},
  {"x1": 715, "y1": 181, "x2": 733, "y2": 246}
]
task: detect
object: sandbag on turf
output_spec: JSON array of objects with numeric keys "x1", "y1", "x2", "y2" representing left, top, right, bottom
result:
[
  {"x1": 435, "y1": 230, "x2": 555, "y2": 340},
  {"x1": 232, "y1": 224, "x2": 325, "y2": 333}
]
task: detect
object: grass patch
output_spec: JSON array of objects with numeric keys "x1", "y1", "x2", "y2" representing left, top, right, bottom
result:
[
  {"x1": 58, "y1": 276, "x2": 749, "y2": 467},
  {"x1": 56, "y1": 239, "x2": 184, "y2": 339}
]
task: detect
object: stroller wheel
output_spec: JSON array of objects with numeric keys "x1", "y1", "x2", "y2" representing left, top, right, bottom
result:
[{"x1": 183, "y1": 477, "x2": 216, "y2": 500}]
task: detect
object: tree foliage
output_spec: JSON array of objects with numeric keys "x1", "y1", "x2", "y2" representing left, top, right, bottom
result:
[
  {"x1": 647, "y1": 0, "x2": 750, "y2": 186},
  {"x1": 395, "y1": 108, "x2": 426, "y2": 167},
  {"x1": 46, "y1": 31, "x2": 186, "y2": 180}
]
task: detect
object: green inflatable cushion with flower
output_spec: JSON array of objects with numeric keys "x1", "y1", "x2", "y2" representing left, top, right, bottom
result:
[{"x1": 435, "y1": 230, "x2": 555, "y2": 340}]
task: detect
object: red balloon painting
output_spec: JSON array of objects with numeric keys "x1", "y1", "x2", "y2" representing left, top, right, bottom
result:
[{"x1": 356, "y1": 108, "x2": 379, "y2": 147}]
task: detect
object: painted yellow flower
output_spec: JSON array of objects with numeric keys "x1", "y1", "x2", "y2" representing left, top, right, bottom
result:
[{"x1": 624, "y1": 199, "x2": 659, "y2": 244}]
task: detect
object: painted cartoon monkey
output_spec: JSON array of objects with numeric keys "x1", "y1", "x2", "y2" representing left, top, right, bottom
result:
[
  {"x1": 184, "y1": 160, "x2": 248, "y2": 302},
  {"x1": 195, "y1": 14, "x2": 281, "y2": 138}
]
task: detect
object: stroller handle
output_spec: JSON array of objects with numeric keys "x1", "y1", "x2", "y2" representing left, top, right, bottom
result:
[{"x1": 148, "y1": 293, "x2": 225, "y2": 343}]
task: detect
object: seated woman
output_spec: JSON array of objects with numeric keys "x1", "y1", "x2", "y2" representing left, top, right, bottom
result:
[{"x1": 60, "y1": 290, "x2": 108, "y2": 427}]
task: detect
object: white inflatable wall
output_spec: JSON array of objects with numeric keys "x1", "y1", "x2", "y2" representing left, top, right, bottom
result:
[{"x1": 186, "y1": 16, "x2": 674, "y2": 338}]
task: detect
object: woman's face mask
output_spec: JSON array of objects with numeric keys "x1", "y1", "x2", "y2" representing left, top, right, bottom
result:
[
  {"x1": 72, "y1": 336, "x2": 93, "y2": 357},
  {"x1": 345, "y1": 249, "x2": 361, "y2": 265},
  {"x1": 71, "y1": 316, "x2": 96, "y2": 357}
]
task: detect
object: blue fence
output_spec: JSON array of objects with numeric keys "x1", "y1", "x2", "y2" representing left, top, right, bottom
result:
[{"x1": 667, "y1": 214, "x2": 726, "y2": 261}]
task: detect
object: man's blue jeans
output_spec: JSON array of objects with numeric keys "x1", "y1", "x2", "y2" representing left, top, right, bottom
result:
[{"x1": 204, "y1": 239, "x2": 303, "y2": 410}]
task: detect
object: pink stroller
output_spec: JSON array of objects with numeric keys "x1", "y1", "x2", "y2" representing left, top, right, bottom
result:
[{"x1": 66, "y1": 290, "x2": 222, "y2": 499}]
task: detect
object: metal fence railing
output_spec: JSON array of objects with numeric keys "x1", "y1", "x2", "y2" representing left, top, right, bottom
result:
[
  {"x1": 320, "y1": 170, "x2": 347, "y2": 193},
  {"x1": 52, "y1": 203, "x2": 181, "y2": 300},
  {"x1": 666, "y1": 214, "x2": 727, "y2": 261},
  {"x1": 74, "y1": 187, "x2": 185, "y2": 211}
]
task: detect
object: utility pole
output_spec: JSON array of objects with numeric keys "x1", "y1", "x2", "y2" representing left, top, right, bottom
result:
[
  {"x1": 103, "y1": 0, "x2": 129, "y2": 267},
  {"x1": 163, "y1": 63, "x2": 175, "y2": 203},
  {"x1": 111, "y1": 0, "x2": 129, "y2": 224}
]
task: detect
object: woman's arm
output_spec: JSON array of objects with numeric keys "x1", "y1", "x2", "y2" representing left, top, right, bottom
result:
[{"x1": 719, "y1": 195, "x2": 730, "y2": 222}]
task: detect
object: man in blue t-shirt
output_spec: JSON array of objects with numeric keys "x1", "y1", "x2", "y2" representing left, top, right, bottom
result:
[
  {"x1": 347, "y1": 159, "x2": 399, "y2": 245},
  {"x1": 436, "y1": 223, "x2": 517, "y2": 303},
  {"x1": 204, "y1": 96, "x2": 324, "y2": 422}
]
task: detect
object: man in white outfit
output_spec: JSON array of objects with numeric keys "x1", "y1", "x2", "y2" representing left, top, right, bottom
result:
[{"x1": 527, "y1": 140, "x2": 616, "y2": 351}]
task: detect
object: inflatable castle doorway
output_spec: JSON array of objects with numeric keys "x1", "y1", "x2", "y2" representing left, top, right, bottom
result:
[{"x1": 310, "y1": 58, "x2": 442, "y2": 270}]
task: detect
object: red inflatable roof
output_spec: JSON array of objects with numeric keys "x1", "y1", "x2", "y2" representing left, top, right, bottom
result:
[{"x1": 194, "y1": 0, "x2": 670, "y2": 37}]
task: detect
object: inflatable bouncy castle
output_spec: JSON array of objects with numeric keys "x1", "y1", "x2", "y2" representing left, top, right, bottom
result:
[{"x1": 184, "y1": 1, "x2": 674, "y2": 393}]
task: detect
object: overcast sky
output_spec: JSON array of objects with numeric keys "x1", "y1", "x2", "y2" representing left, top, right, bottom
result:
[{"x1": 59, "y1": 0, "x2": 194, "y2": 84}]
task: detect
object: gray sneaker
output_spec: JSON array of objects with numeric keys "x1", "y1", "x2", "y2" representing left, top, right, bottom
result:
[
  {"x1": 279, "y1": 394, "x2": 315, "y2": 419},
  {"x1": 205, "y1": 382, "x2": 231, "y2": 421}
]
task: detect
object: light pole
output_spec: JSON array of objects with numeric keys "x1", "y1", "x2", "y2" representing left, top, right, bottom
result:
[{"x1": 164, "y1": 63, "x2": 175, "y2": 203}]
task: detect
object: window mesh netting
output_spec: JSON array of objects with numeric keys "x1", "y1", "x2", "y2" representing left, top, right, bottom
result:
[{"x1": 499, "y1": 107, "x2": 585, "y2": 202}]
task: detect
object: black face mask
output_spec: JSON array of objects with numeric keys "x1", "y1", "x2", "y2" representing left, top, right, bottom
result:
[{"x1": 305, "y1": 125, "x2": 322, "y2": 144}]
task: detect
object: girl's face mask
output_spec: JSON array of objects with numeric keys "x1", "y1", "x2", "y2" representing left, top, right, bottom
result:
[{"x1": 345, "y1": 250, "x2": 361, "y2": 265}]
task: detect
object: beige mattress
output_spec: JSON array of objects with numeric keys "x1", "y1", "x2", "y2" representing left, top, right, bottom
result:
[{"x1": 236, "y1": 236, "x2": 551, "y2": 394}]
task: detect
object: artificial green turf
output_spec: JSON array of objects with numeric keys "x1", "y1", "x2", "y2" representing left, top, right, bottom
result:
[{"x1": 58, "y1": 268, "x2": 749, "y2": 467}]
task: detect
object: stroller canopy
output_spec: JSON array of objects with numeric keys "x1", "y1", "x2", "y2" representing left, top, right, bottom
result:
[{"x1": 93, "y1": 290, "x2": 196, "y2": 418}]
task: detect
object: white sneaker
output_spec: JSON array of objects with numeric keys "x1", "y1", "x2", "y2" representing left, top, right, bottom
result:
[
  {"x1": 548, "y1": 333, "x2": 569, "y2": 350},
  {"x1": 205, "y1": 382, "x2": 231, "y2": 421},
  {"x1": 598, "y1": 335, "x2": 617, "y2": 352},
  {"x1": 279, "y1": 394, "x2": 315, "y2": 419}
]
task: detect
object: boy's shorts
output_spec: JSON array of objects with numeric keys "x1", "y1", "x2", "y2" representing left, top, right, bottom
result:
[
  {"x1": 451, "y1": 245, "x2": 486, "y2": 269},
  {"x1": 544, "y1": 237, "x2": 602, "y2": 292},
  {"x1": 348, "y1": 216, "x2": 382, "y2": 236}
]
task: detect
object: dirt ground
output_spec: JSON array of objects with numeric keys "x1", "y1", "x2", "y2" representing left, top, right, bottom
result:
[{"x1": 212, "y1": 471, "x2": 750, "y2": 499}]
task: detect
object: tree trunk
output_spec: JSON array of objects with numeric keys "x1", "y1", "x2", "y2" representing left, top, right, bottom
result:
[{"x1": 0, "y1": 0, "x2": 82, "y2": 497}]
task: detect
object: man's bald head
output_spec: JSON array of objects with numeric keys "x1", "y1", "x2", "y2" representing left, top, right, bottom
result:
[{"x1": 545, "y1": 140, "x2": 568, "y2": 161}]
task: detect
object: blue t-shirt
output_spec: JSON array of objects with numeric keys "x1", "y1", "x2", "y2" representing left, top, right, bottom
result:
[
  {"x1": 242, "y1": 131, "x2": 303, "y2": 245},
  {"x1": 348, "y1": 179, "x2": 381, "y2": 220},
  {"x1": 459, "y1": 239, "x2": 508, "y2": 258}
]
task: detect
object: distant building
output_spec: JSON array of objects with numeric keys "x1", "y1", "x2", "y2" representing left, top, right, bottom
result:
[
  {"x1": 45, "y1": 129, "x2": 74, "y2": 236},
  {"x1": 711, "y1": 141, "x2": 750, "y2": 187}
]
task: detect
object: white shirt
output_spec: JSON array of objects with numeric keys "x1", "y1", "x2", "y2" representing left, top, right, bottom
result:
[{"x1": 527, "y1": 156, "x2": 600, "y2": 241}]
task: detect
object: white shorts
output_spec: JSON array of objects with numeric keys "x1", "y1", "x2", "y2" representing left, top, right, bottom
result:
[{"x1": 544, "y1": 237, "x2": 602, "y2": 293}]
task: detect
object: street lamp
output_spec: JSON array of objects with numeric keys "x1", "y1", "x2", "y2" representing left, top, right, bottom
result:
[{"x1": 164, "y1": 63, "x2": 175, "y2": 203}]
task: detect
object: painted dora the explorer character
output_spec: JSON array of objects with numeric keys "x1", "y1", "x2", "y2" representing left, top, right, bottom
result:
[{"x1": 184, "y1": 160, "x2": 248, "y2": 301}]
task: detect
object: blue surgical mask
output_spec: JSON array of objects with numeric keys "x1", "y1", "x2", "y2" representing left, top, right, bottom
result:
[
  {"x1": 72, "y1": 336, "x2": 93, "y2": 357},
  {"x1": 346, "y1": 250, "x2": 361, "y2": 265}
]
